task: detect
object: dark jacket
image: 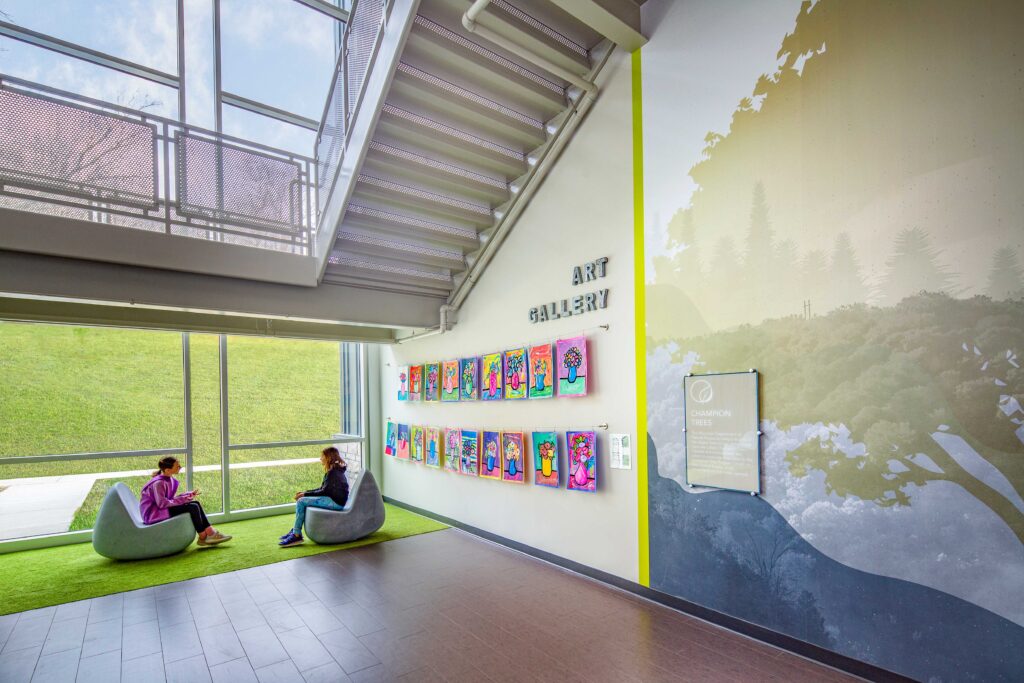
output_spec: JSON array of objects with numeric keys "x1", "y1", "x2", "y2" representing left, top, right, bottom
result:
[{"x1": 304, "y1": 467, "x2": 350, "y2": 507}]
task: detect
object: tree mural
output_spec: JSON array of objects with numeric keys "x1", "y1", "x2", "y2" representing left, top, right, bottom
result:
[{"x1": 987, "y1": 247, "x2": 1024, "y2": 300}]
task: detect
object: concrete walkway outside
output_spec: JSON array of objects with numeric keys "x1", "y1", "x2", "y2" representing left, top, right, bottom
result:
[{"x1": 0, "y1": 459, "x2": 319, "y2": 541}]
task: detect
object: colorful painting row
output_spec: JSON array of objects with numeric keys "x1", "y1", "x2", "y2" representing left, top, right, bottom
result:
[
  {"x1": 384, "y1": 422, "x2": 597, "y2": 492},
  {"x1": 396, "y1": 336, "x2": 588, "y2": 403}
]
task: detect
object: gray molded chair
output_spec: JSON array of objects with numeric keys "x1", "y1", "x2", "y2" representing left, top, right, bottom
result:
[
  {"x1": 305, "y1": 470, "x2": 386, "y2": 545},
  {"x1": 91, "y1": 482, "x2": 196, "y2": 560}
]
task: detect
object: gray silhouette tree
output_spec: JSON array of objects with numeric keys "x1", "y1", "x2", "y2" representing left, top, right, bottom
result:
[
  {"x1": 986, "y1": 247, "x2": 1024, "y2": 300},
  {"x1": 829, "y1": 231, "x2": 870, "y2": 307},
  {"x1": 880, "y1": 227, "x2": 958, "y2": 303}
]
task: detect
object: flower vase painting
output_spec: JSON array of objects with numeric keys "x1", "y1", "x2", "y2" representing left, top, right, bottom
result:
[
  {"x1": 410, "y1": 426, "x2": 425, "y2": 463},
  {"x1": 532, "y1": 431, "x2": 559, "y2": 487},
  {"x1": 397, "y1": 367, "x2": 409, "y2": 401},
  {"x1": 425, "y1": 427, "x2": 442, "y2": 468},
  {"x1": 441, "y1": 360, "x2": 460, "y2": 402},
  {"x1": 444, "y1": 428, "x2": 461, "y2": 473},
  {"x1": 480, "y1": 430, "x2": 502, "y2": 479},
  {"x1": 481, "y1": 352, "x2": 503, "y2": 401},
  {"x1": 424, "y1": 363, "x2": 440, "y2": 402},
  {"x1": 503, "y1": 348, "x2": 527, "y2": 400},
  {"x1": 556, "y1": 336, "x2": 588, "y2": 397},
  {"x1": 566, "y1": 431, "x2": 597, "y2": 492},
  {"x1": 409, "y1": 365, "x2": 423, "y2": 402},
  {"x1": 397, "y1": 424, "x2": 410, "y2": 460},
  {"x1": 460, "y1": 431, "x2": 480, "y2": 476},
  {"x1": 501, "y1": 431, "x2": 525, "y2": 483},
  {"x1": 528, "y1": 344, "x2": 554, "y2": 399},
  {"x1": 385, "y1": 421, "x2": 397, "y2": 456},
  {"x1": 459, "y1": 357, "x2": 480, "y2": 401}
]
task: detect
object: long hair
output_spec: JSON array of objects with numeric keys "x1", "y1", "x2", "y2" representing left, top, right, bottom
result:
[
  {"x1": 153, "y1": 456, "x2": 179, "y2": 477},
  {"x1": 322, "y1": 447, "x2": 347, "y2": 472}
]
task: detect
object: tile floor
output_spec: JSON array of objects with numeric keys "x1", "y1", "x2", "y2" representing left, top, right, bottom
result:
[{"x1": 0, "y1": 528, "x2": 857, "y2": 682}]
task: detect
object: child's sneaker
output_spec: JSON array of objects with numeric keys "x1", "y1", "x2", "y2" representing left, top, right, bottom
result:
[
  {"x1": 201, "y1": 531, "x2": 232, "y2": 546},
  {"x1": 279, "y1": 531, "x2": 292, "y2": 541},
  {"x1": 278, "y1": 531, "x2": 304, "y2": 547}
]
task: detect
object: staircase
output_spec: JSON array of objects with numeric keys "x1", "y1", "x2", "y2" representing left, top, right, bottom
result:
[{"x1": 319, "y1": 0, "x2": 635, "y2": 303}]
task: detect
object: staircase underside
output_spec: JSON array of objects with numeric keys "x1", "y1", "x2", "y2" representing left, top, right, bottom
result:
[{"x1": 323, "y1": 0, "x2": 631, "y2": 302}]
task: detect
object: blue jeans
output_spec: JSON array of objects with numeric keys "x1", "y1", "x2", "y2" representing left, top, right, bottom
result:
[{"x1": 293, "y1": 496, "x2": 345, "y2": 534}]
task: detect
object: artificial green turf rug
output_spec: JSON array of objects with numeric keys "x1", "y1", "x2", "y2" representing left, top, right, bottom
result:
[{"x1": 0, "y1": 503, "x2": 446, "y2": 616}]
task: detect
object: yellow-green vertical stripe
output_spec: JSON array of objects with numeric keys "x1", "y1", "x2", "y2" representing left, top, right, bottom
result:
[{"x1": 632, "y1": 48, "x2": 649, "y2": 587}]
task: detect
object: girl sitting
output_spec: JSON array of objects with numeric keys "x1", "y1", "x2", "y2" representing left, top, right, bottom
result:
[
  {"x1": 139, "y1": 457, "x2": 231, "y2": 546},
  {"x1": 279, "y1": 447, "x2": 350, "y2": 547}
]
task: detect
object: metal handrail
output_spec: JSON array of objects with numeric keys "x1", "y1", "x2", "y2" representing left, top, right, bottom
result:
[
  {"x1": 0, "y1": 74, "x2": 318, "y2": 253},
  {"x1": 313, "y1": 0, "x2": 392, "y2": 231}
]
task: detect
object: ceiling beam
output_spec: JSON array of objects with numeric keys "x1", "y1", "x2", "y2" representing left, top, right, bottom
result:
[{"x1": 545, "y1": 0, "x2": 647, "y2": 51}]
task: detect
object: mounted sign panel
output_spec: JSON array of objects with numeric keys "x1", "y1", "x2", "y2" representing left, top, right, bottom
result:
[{"x1": 683, "y1": 370, "x2": 761, "y2": 494}]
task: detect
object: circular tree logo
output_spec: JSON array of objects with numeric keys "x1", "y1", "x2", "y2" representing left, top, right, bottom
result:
[{"x1": 689, "y1": 379, "x2": 713, "y2": 404}]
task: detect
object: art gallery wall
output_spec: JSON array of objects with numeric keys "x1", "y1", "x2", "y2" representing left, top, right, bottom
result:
[
  {"x1": 379, "y1": 47, "x2": 640, "y2": 581},
  {"x1": 640, "y1": 0, "x2": 1024, "y2": 680}
]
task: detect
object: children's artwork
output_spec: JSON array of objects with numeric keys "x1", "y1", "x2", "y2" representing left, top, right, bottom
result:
[
  {"x1": 385, "y1": 421, "x2": 397, "y2": 457},
  {"x1": 503, "y1": 348, "x2": 527, "y2": 400},
  {"x1": 424, "y1": 363, "x2": 440, "y2": 402},
  {"x1": 425, "y1": 428, "x2": 442, "y2": 468},
  {"x1": 566, "y1": 431, "x2": 597, "y2": 492},
  {"x1": 441, "y1": 360, "x2": 460, "y2": 402},
  {"x1": 501, "y1": 432, "x2": 525, "y2": 483},
  {"x1": 480, "y1": 431, "x2": 502, "y2": 479},
  {"x1": 459, "y1": 357, "x2": 480, "y2": 401},
  {"x1": 444, "y1": 428, "x2": 461, "y2": 472},
  {"x1": 397, "y1": 367, "x2": 409, "y2": 402},
  {"x1": 481, "y1": 352, "x2": 503, "y2": 401},
  {"x1": 410, "y1": 426, "x2": 425, "y2": 463},
  {"x1": 409, "y1": 365, "x2": 423, "y2": 401},
  {"x1": 396, "y1": 423, "x2": 410, "y2": 460},
  {"x1": 556, "y1": 336, "x2": 588, "y2": 397},
  {"x1": 532, "y1": 431, "x2": 559, "y2": 487},
  {"x1": 460, "y1": 431, "x2": 480, "y2": 476},
  {"x1": 528, "y1": 344, "x2": 554, "y2": 400}
]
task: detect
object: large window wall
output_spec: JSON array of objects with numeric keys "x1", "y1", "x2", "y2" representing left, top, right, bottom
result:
[{"x1": 0, "y1": 321, "x2": 366, "y2": 549}]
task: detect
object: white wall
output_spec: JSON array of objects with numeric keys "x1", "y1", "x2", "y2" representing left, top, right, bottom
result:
[{"x1": 379, "y1": 48, "x2": 639, "y2": 582}]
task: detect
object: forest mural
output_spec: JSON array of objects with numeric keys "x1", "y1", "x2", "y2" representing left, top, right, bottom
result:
[{"x1": 642, "y1": 0, "x2": 1024, "y2": 680}]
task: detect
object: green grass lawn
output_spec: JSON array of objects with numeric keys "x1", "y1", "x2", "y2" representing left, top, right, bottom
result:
[{"x1": 0, "y1": 321, "x2": 359, "y2": 535}]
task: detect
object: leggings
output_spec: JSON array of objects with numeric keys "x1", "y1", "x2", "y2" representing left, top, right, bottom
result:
[
  {"x1": 168, "y1": 501, "x2": 211, "y2": 533},
  {"x1": 293, "y1": 496, "x2": 346, "y2": 534}
]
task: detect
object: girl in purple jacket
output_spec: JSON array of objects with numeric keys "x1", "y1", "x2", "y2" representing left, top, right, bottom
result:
[{"x1": 139, "y1": 457, "x2": 231, "y2": 546}]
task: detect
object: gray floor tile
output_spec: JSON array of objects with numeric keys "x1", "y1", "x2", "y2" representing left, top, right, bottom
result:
[
  {"x1": 300, "y1": 661, "x2": 352, "y2": 683},
  {"x1": 41, "y1": 616, "x2": 87, "y2": 656},
  {"x1": 81, "y1": 617, "x2": 121, "y2": 659},
  {"x1": 121, "y1": 653, "x2": 166, "y2": 683},
  {"x1": 316, "y1": 627, "x2": 379, "y2": 675},
  {"x1": 164, "y1": 654, "x2": 212, "y2": 683},
  {"x1": 190, "y1": 600, "x2": 230, "y2": 631},
  {"x1": 296, "y1": 604, "x2": 343, "y2": 636},
  {"x1": 0, "y1": 614, "x2": 17, "y2": 652},
  {"x1": 333, "y1": 606, "x2": 383, "y2": 638},
  {"x1": 52, "y1": 602, "x2": 91, "y2": 624},
  {"x1": 31, "y1": 647, "x2": 80, "y2": 683},
  {"x1": 159, "y1": 622, "x2": 203, "y2": 665},
  {"x1": 277, "y1": 627, "x2": 333, "y2": 672},
  {"x1": 269, "y1": 582, "x2": 317, "y2": 607},
  {"x1": 304, "y1": 581, "x2": 351, "y2": 609},
  {"x1": 197, "y1": 623, "x2": 245, "y2": 667},
  {"x1": 87, "y1": 596, "x2": 123, "y2": 626},
  {"x1": 256, "y1": 602, "x2": 305, "y2": 635},
  {"x1": 209, "y1": 657, "x2": 258, "y2": 683},
  {"x1": 235, "y1": 625, "x2": 289, "y2": 671},
  {"x1": 223, "y1": 600, "x2": 267, "y2": 633},
  {"x1": 4, "y1": 615, "x2": 54, "y2": 654},
  {"x1": 122, "y1": 604, "x2": 158, "y2": 628},
  {"x1": 20, "y1": 607, "x2": 57, "y2": 621},
  {"x1": 121, "y1": 619, "x2": 161, "y2": 660},
  {"x1": 245, "y1": 582, "x2": 285, "y2": 607},
  {"x1": 156, "y1": 598, "x2": 192, "y2": 628},
  {"x1": 254, "y1": 659, "x2": 304, "y2": 683},
  {"x1": 0, "y1": 645, "x2": 42, "y2": 683},
  {"x1": 75, "y1": 649, "x2": 121, "y2": 683}
]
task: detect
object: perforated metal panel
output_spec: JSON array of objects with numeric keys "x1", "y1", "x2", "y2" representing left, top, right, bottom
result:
[
  {"x1": 347, "y1": 0, "x2": 385, "y2": 121},
  {"x1": 175, "y1": 132, "x2": 303, "y2": 233},
  {"x1": 0, "y1": 86, "x2": 158, "y2": 209}
]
